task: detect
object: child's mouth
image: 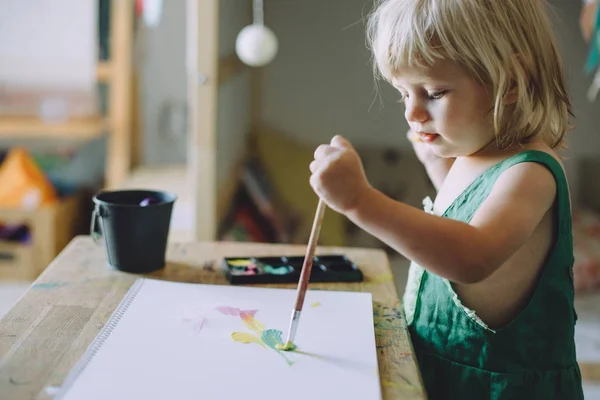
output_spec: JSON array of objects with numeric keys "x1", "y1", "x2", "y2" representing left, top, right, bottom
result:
[{"x1": 418, "y1": 132, "x2": 440, "y2": 143}]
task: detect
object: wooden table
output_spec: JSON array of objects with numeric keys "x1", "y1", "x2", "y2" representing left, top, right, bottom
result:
[{"x1": 0, "y1": 236, "x2": 426, "y2": 400}]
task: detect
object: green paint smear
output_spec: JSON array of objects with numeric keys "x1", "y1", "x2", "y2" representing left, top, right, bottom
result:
[
  {"x1": 373, "y1": 301, "x2": 407, "y2": 351},
  {"x1": 372, "y1": 301, "x2": 404, "y2": 331},
  {"x1": 261, "y1": 329, "x2": 295, "y2": 365},
  {"x1": 32, "y1": 282, "x2": 67, "y2": 290},
  {"x1": 263, "y1": 265, "x2": 290, "y2": 275}
]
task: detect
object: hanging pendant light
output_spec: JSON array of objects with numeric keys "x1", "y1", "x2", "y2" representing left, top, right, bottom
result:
[{"x1": 235, "y1": 0, "x2": 279, "y2": 67}]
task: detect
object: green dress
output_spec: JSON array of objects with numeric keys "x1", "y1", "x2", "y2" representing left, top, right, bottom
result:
[{"x1": 403, "y1": 150, "x2": 584, "y2": 399}]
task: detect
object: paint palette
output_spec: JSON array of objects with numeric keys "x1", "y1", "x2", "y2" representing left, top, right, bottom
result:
[{"x1": 222, "y1": 255, "x2": 363, "y2": 284}]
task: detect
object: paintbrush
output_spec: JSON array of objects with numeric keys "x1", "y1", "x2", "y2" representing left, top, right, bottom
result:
[{"x1": 278, "y1": 198, "x2": 327, "y2": 351}]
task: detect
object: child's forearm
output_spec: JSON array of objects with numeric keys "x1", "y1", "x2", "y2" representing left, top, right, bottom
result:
[
  {"x1": 346, "y1": 187, "x2": 499, "y2": 284},
  {"x1": 424, "y1": 158, "x2": 455, "y2": 191}
]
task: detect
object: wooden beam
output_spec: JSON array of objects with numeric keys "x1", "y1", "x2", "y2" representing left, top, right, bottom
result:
[
  {"x1": 580, "y1": 362, "x2": 600, "y2": 382},
  {"x1": 130, "y1": 71, "x2": 142, "y2": 167},
  {"x1": 187, "y1": 0, "x2": 219, "y2": 241},
  {"x1": 96, "y1": 61, "x2": 111, "y2": 82},
  {"x1": 0, "y1": 115, "x2": 106, "y2": 138},
  {"x1": 218, "y1": 54, "x2": 246, "y2": 85},
  {"x1": 105, "y1": 0, "x2": 133, "y2": 189}
]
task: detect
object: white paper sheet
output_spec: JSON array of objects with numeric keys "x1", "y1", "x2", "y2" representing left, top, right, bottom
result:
[{"x1": 56, "y1": 279, "x2": 382, "y2": 400}]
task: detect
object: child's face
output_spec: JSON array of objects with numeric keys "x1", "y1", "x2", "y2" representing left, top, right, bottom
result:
[{"x1": 392, "y1": 59, "x2": 495, "y2": 158}]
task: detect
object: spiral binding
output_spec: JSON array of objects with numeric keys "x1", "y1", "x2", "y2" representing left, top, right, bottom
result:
[{"x1": 54, "y1": 278, "x2": 146, "y2": 399}]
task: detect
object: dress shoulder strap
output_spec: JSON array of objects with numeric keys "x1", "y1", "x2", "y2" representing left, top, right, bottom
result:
[{"x1": 444, "y1": 150, "x2": 572, "y2": 239}]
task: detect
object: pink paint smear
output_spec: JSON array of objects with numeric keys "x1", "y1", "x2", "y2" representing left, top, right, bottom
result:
[
  {"x1": 215, "y1": 306, "x2": 257, "y2": 317},
  {"x1": 182, "y1": 316, "x2": 206, "y2": 333}
]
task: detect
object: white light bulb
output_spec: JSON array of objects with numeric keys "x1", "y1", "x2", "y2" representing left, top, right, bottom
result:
[
  {"x1": 235, "y1": 24, "x2": 278, "y2": 67},
  {"x1": 143, "y1": 0, "x2": 163, "y2": 28}
]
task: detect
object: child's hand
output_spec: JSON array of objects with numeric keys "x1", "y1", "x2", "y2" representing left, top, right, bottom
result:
[
  {"x1": 407, "y1": 129, "x2": 455, "y2": 190},
  {"x1": 407, "y1": 128, "x2": 443, "y2": 166},
  {"x1": 309, "y1": 135, "x2": 372, "y2": 214}
]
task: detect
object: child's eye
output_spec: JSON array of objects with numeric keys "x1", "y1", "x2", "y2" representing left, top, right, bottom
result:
[
  {"x1": 397, "y1": 93, "x2": 409, "y2": 103},
  {"x1": 428, "y1": 91, "x2": 447, "y2": 100}
]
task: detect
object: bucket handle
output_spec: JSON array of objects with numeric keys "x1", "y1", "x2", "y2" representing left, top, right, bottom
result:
[{"x1": 90, "y1": 207, "x2": 103, "y2": 245}]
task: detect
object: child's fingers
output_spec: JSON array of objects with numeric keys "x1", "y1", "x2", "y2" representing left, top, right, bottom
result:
[
  {"x1": 407, "y1": 130, "x2": 423, "y2": 143},
  {"x1": 330, "y1": 135, "x2": 354, "y2": 150},
  {"x1": 314, "y1": 144, "x2": 338, "y2": 160}
]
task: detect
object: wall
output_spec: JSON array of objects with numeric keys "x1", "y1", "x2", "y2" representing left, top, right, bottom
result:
[
  {"x1": 257, "y1": 0, "x2": 600, "y2": 207},
  {"x1": 139, "y1": 0, "x2": 188, "y2": 165},
  {"x1": 217, "y1": 0, "x2": 252, "y2": 189},
  {"x1": 138, "y1": 0, "x2": 251, "y2": 194},
  {"x1": 258, "y1": 0, "x2": 408, "y2": 148},
  {"x1": 547, "y1": 0, "x2": 600, "y2": 208},
  {"x1": 0, "y1": 0, "x2": 253, "y2": 212}
]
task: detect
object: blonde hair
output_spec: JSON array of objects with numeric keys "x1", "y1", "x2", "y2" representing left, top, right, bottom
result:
[{"x1": 366, "y1": 0, "x2": 573, "y2": 149}]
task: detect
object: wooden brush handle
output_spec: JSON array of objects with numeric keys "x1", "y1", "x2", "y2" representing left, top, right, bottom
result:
[{"x1": 293, "y1": 198, "x2": 327, "y2": 311}]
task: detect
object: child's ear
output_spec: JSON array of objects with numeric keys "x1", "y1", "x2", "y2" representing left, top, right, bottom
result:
[
  {"x1": 504, "y1": 55, "x2": 524, "y2": 106},
  {"x1": 503, "y1": 82, "x2": 518, "y2": 106}
]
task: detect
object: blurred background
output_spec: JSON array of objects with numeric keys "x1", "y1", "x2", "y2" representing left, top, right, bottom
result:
[{"x1": 0, "y1": 0, "x2": 599, "y2": 395}]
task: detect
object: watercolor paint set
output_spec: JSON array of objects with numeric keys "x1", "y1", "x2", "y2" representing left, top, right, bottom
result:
[{"x1": 222, "y1": 254, "x2": 363, "y2": 284}]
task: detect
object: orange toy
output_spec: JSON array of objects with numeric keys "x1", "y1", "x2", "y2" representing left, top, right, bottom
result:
[{"x1": 0, "y1": 147, "x2": 58, "y2": 209}]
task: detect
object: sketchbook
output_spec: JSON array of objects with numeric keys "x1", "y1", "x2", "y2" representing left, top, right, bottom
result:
[{"x1": 55, "y1": 279, "x2": 382, "y2": 400}]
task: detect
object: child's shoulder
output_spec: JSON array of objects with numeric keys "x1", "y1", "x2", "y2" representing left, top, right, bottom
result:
[
  {"x1": 517, "y1": 142, "x2": 565, "y2": 169},
  {"x1": 496, "y1": 144, "x2": 570, "y2": 210},
  {"x1": 493, "y1": 144, "x2": 567, "y2": 194},
  {"x1": 490, "y1": 150, "x2": 559, "y2": 204},
  {"x1": 471, "y1": 144, "x2": 569, "y2": 223},
  {"x1": 437, "y1": 144, "x2": 566, "y2": 219},
  {"x1": 468, "y1": 142, "x2": 566, "y2": 188}
]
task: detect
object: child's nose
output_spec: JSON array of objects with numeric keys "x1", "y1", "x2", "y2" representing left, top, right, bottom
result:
[{"x1": 405, "y1": 101, "x2": 429, "y2": 123}]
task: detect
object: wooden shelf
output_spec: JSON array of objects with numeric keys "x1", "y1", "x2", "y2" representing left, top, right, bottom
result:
[
  {"x1": 0, "y1": 61, "x2": 112, "y2": 138},
  {"x1": 0, "y1": 192, "x2": 84, "y2": 281},
  {"x1": 96, "y1": 61, "x2": 111, "y2": 82},
  {"x1": 0, "y1": 115, "x2": 107, "y2": 138},
  {"x1": 0, "y1": 61, "x2": 111, "y2": 138}
]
